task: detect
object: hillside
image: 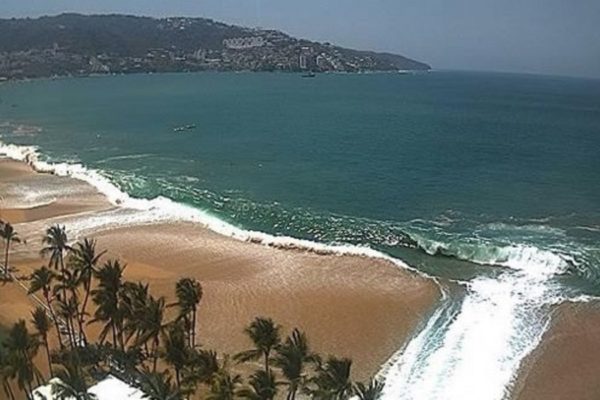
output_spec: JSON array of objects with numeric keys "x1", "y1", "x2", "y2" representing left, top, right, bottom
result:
[{"x1": 0, "y1": 13, "x2": 430, "y2": 79}]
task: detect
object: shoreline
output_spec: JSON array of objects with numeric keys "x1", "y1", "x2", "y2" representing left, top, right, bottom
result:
[
  {"x1": 512, "y1": 301, "x2": 600, "y2": 400},
  {"x1": 0, "y1": 68, "x2": 432, "y2": 86},
  {"x1": 0, "y1": 156, "x2": 440, "y2": 381},
  {"x1": 0, "y1": 140, "x2": 428, "y2": 277}
]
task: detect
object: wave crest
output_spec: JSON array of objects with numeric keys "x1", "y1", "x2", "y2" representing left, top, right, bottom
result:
[
  {"x1": 412, "y1": 234, "x2": 570, "y2": 276},
  {"x1": 0, "y1": 140, "x2": 421, "y2": 274}
]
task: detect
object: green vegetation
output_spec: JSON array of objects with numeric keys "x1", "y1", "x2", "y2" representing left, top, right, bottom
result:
[
  {"x1": 0, "y1": 221, "x2": 385, "y2": 399},
  {"x1": 0, "y1": 14, "x2": 430, "y2": 79},
  {"x1": 0, "y1": 221, "x2": 21, "y2": 277}
]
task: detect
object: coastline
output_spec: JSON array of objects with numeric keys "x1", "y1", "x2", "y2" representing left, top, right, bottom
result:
[
  {"x1": 513, "y1": 301, "x2": 600, "y2": 400},
  {"x1": 0, "y1": 156, "x2": 440, "y2": 381}
]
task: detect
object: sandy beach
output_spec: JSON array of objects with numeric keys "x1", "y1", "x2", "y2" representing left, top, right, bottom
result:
[
  {"x1": 513, "y1": 301, "x2": 600, "y2": 400},
  {"x1": 0, "y1": 157, "x2": 439, "y2": 385}
]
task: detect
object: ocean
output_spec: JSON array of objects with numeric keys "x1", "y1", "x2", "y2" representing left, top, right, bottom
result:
[{"x1": 1, "y1": 71, "x2": 599, "y2": 399}]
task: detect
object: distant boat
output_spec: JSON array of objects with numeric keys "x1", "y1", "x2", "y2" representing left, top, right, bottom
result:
[
  {"x1": 301, "y1": 72, "x2": 316, "y2": 78},
  {"x1": 173, "y1": 124, "x2": 196, "y2": 132}
]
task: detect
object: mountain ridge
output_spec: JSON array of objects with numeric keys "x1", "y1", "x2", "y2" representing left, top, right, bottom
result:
[{"x1": 0, "y1": 13, "x2": 430, "y2": 79}]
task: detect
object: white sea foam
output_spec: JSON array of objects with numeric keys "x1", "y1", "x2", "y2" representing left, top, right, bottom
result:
[
  {"x1": 377, "y1": 225, "x2": 594, "y2": 399},
  {"x1": 378, "y1": 225, "x2": 582, "y2": 399},
  {"x1": 0, "y1": 141, "x2": 420, "y2": 274},
  {"x1": 380, "y1": 269, "x2": 559, "y2": 400},
  {"x1": 414, "y1": 233, "x2": 571, "y2": 276},
  {"x1": 1, "y1": 140, "x2": 590, "y2": 400}
]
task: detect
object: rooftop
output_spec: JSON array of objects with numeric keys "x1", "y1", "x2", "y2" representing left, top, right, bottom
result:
[{"x1": 32, "y1": 375, "x2": 146, "y2": 400}]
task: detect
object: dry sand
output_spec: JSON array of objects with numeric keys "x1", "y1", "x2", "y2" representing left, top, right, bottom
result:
[
  {"x1": 513, "y1": 301, "x2": 600, "y2": 400},
  {"x1": 0, "y1": 157, "x2": 440, "y2": 386},
  {"x1": 3, "y1": 156, "x2": 599, "y2": 400}
]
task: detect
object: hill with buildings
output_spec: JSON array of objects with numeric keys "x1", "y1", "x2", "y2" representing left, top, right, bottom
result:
[{"x1": 0, "y1": 13, "x2": 430, "y2": 79}]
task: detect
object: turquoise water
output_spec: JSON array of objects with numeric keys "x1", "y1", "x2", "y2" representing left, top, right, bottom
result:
[{"x1": 1, "y1": 71, "x2": 599, "y2": 399}]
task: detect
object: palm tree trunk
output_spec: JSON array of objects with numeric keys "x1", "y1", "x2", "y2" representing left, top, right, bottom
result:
[
  {"x1": 58, "y1": 253, "x2": 72, "y2": 347},
  {"x1": 78, "y1": 283, "x2": 91, "y2": 344},
  {"x1": 264, "y1": 351, "x2": 270, "y2": 373},
  {"x1": 44, "y1": 339, "x2": 54, "y2": 377},
  {"x1": 192, "y1": 308, "x2": 197, "y2": 348},
  {"x1": 4, "y1": 240, "x2": 9, "y2": 276},
  {"x1": 119, "y1": 324, "x2": 125, "y2": 352},
  {"x1": 73, "y1": 306, "x2": 85, "y2": 346},
  {"x1": 183, "y1": 314, "x2": 191, "y2": 347},
  {"x1": 59, "y1": 254, "x2": 68, "y2": 304},
  {"x1": 7, "y1": 383, "x2": 15, "y2": 400},
  {"x1": 68, "y1": 290, "x2": 79, "y2": 347},
  {"x1": 288, "y1": 384, "x2": 298, "y2": 400},
  {"x1": 76, "y1": 317, "x2": 87, "y2": 345},
  {"x1": 33, "y1": 368, "x2": 42, "y2": 387},
  {"x1": 112, "y1": 323, "x2": 118, "y2": 349},
  {"x1": 45, "y1": 291, "x2": 64, "y2": 350},
  {"x1": 65, "y1": 315, "x2": 75, "y2": 348},
  {"x1": 175, "y1": 368, "x2": 181, "y2": 390},
  {"x1": 27, "y1": 377, "x2": 36, "y2": 400},
  {"x1": 3, "y1": 380, "x2": 16, "y2": 400},
  {"x1": 25, "y1": 380, "x2": 34, "y2": 400},
  {"x1": 152, "y1": 337, "x2": 159, "y2": 372},
  {"x1": 23, "y1": 352, "x2": 35, "y2": 400}
]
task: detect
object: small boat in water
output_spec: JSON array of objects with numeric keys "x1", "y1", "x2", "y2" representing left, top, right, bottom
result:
[
  {"x1": 301, "y1": 72, "x2": 316, "y2": 78},
  {"x1": 173, "y1": 124, "x2": 196, "y2": 132}
]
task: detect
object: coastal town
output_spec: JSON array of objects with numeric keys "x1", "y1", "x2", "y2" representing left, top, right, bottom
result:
[{"x1": 0, "y1": 15, "x2": 430, "y2": 80}]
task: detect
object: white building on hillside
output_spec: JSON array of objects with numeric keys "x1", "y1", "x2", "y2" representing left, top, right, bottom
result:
[{"x1": 223, "y1": 36, "x2": 266, "y2": 50}]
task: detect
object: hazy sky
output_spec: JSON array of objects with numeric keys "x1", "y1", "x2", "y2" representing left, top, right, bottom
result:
[{"x1": 1, "y1": 0, "x2": 599, "y2": 78}]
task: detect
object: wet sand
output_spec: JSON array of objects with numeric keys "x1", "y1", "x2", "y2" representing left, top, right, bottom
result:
[
  {"x1": 513, "y1": 301, "x2": 600, "y2": 400},
  {"x1": 0, "y1": 157, "x2": 439, "y2": 382}
]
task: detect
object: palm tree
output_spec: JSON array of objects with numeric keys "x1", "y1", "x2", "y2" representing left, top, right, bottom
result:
[
  {"x1": 139, "y1": 369, "x2": 182, "y2": 400},
  {"x1": 56, "y1": 295, "x2": 81, "y2": 349},
  {"x1": 52, "y1": 361, "x2": 97, "y2": 400},
  {"x1": 41, "y1": 225, "x2": 72, "y2": 301},
  {"x1": 173, "y1": 278, "x2": 203, "y2": 348},
  {"x1": 161, "y1": 322, "x2": 189, "y2": 390},
  {"x1": 0, "y1": 347, "x2": 16, "y2": 400},
  {"x1": 31, "y1": 307, "x2": 54, "y2": 377},
  {"x1": 91, "y1": 260, "x2": 126, "y2": 350},
  {"x1": 54, "y1": 266, "x2": 83, "y2": 348},
  {"x1": 4, "y1": 320, "x2": 41, "y2": 399},
  {"x1": 307, "y1": 356, "x2": 353, "y2": 400},
  {"x1": 272, "y1": 329, "x2": 317, "y2": 400},
  {"x1": 353, "y1": 379, "x2": 385, "y2": 400},
  {"x1": 28, "y1": 266, "x2": 64, "y2": 350},
  {"x1": 236, "y1": 369, "x2": 279, "y2": 400},
  {"x1": 70, "y1": 238, "x2": 106, "y2": 344},
  {"x1": 0, "y1": 222, "x2": 21, "y2": 277},
  {"x1": 121, "y1": 281, "x2": 150, "y2": 348},
  {"x1": 135, "y1": 295, "x2": 167, "y2": 372},
  {"x1": 206, "y1": 368, "x2": 242, "y2": 400},
  {"x1": 179, "y1": 348, "x2": 221, "y2": 394},
  {"x1": 234, "y1": 317, "x2": 281, "y2": 373},
  {"x1": 186, "y1": 349, "x2": 220, "y2": 385}
]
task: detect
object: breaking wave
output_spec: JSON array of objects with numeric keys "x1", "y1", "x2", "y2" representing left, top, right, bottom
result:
[
  {"x1": 414, "y1": 236, "x2": 571, "y2": 276},
  {"x1": 0, "y1": 141, "x2": 421, "y2": 273},
  {"x1": 378, "y1": 240, "x2": 580, "y2": 400},
  {"x1": 2, "y1": 140, "x2": 596, "y2": 400}
]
